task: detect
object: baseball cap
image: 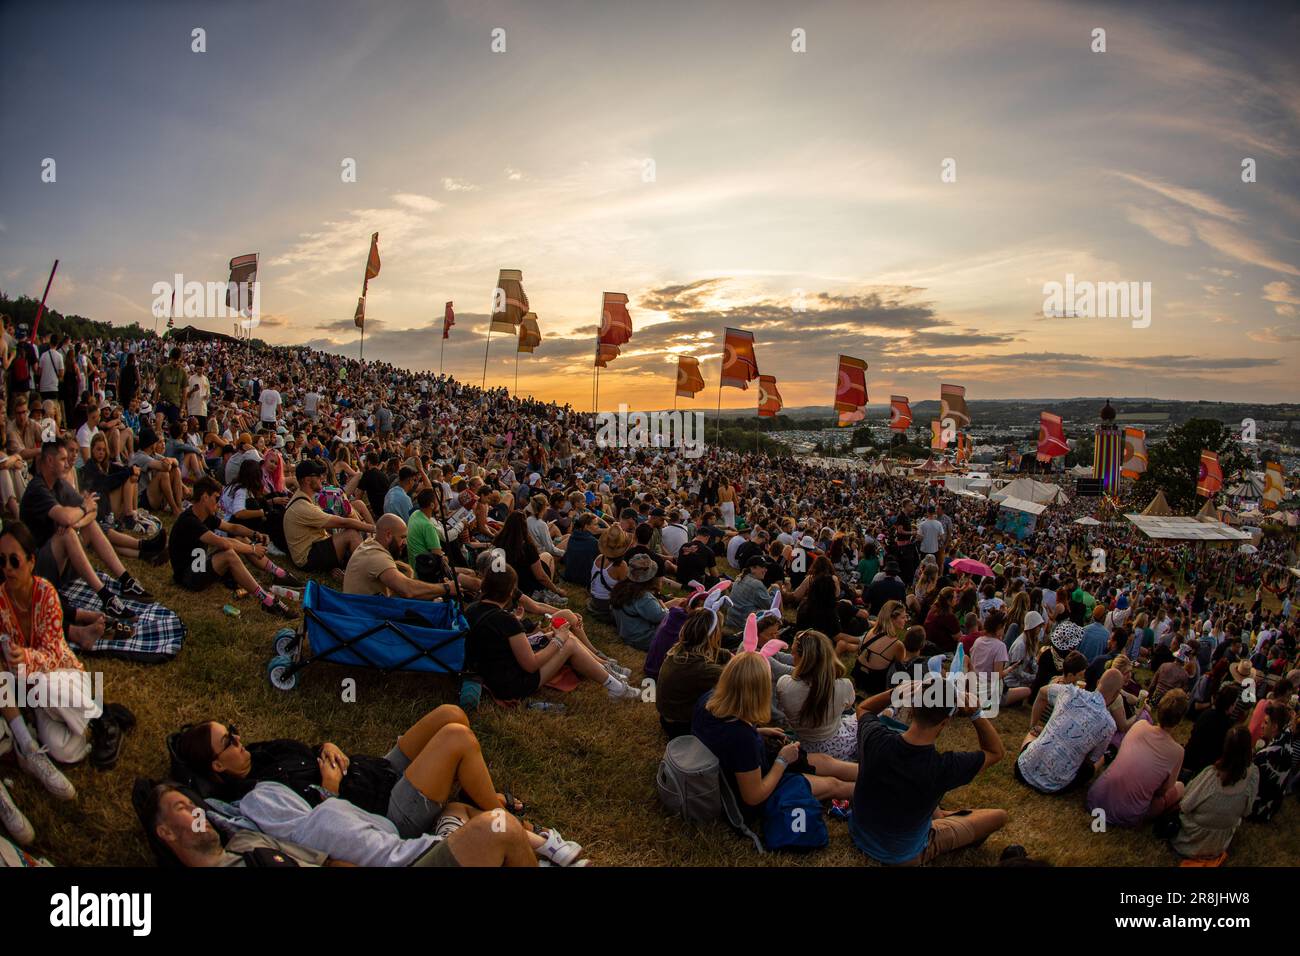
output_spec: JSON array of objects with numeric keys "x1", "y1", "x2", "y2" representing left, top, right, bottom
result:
[{"x1": 295, "y1": 459, "x2": 325, "y2": 480}]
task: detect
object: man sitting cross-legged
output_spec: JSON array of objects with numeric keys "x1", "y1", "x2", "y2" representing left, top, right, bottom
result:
[
  {"x1": 19, "y1": 441, "x2": 154, "y2": 619},
  {"x1": 168, "y1": 475, "x2": 299, "y2": 619}
]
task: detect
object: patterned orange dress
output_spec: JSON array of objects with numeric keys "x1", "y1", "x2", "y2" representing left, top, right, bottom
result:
[{"x1": 0, "y1": 578, "x2": 79, "y2": 673}]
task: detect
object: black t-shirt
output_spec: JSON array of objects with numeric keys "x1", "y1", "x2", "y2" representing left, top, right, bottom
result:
[
  {"x1": 867, "y1": 575, "x2": 907, "y2": 614},
  {"x1": 674, "y1": 539, "x2": 717, "y2": 586},
  {"x1": 19, "y1": 474, "x2": 81, "y2": 547},
  {"x1": 170, "y1": 508, "x2": 221, "y2": 580},
  {"x1": 691, "y1": 690, "x2": 768, "y2": 812},
  {"x1": 850, "y1": 713, "x2": 985, "y2": 863},
  {"x1": 465, "y1": 600, "x2": 538, "y2": 697},
  {"x1": 358, "y1": 468, "x2": 391, "y2": 521},
  {"x1": 510, "y1": 540, "x2": 543, "y2": 596}
]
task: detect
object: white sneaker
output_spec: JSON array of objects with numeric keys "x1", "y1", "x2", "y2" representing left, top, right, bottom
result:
[
  {"x1": 606, "y1": 680, "x2": 641, "y2": 701},
  {"x1": 17, "y1": 747, "x2": 76, "y2": 801},
  {"x1": 535, "y1": 828, "x2": 584, "y2": 867},
  {"x1": 0, "y1": 780, "x2": 35, "y2": 846}
]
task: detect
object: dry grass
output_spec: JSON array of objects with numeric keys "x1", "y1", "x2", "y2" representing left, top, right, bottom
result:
[{"x1": 6, "y1": 541, "x2": 1298, "y2": 867}]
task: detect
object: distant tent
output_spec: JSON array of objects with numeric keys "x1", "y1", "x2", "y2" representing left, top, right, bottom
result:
[
  {"x1": 1225, "y1": 474, "x2": 1265, "y2": 501},
  {"x1": 1073, "y1": 516, "x2": 1102, "y2": 526},
  {"x1": 1141, "y1": 491, "x2": 1174, "y2": 516},
  {"x1": 1196, "y1": 498, "x2": 1220, "y2": 521},
  {"x1": 167, "y1": 325, "x2": 242, "y2": 344},
  {"x1": 991, "y1": 476, "x2": 1068, "y2": 505}
]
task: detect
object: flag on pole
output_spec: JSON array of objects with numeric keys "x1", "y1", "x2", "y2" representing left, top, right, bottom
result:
[
  {"x1": 226, "y1": 253, "x2": 258, "y2": 313},
  {"x1": 676, "y1": 355, "x2": 705, "y2": 398},
  {"x1": 720, "y1": 327, "x2": 759, "y2": 388},
  {"x1": 833, "y1": 355, "x2": 868, "y2": 414},
  {"x1": 1121, "y1": 428, "x2": 1148, "y2": 479},
  {"x1": 594, "y1": 292, "x2": 632, "y2": 367},
  {"x1": 595, "y1": 342, "x2": 621, "y2": 367},
  {"x1": 490, "y1": 269, "x2": 528, "y2": 334},
  {"x1": 889, "y1": 396, "x2": 912, "y2": 431},
  {"x1": 940, "y1": 384, "x2": 970, "y2": 428},
  {"x1": 957, "y1": 433, "x2": 972, "y2": 463},
  {"x1": 931, "y1": 420, "x2": 945, "y2": 451},
  {"x1": 1263, "y1": 462, "x2": 1284, "y2": 510},
  {"x1": 1197, "y1": 450, "x2": 1223, "y2": 497},
  {"x1": 354, "y1": 296, "x2": 366, "y2": 329},
  {"x1": 517, "y1": 313, "x2": 541, "y2": 353},
  {"x1": 1037, "y1": 411, "x2": 1068, "y2": 461},
  {"x1": 443, "y1": 301, "x2": 455, "y2": 339},
  {"x1": 355, "y1": 233, "x2": 380, "y2": 329},
  {"x1": 167, "y1": 289, "x2": 176, "y2": 329},
  {"x1": 758, "y1": 375, "x2": 783, "y2": 417},
  {"x1": 837, "y1": 408, "x2": 865, "y2": 427},
  {"x1": 364, "y1": 233, "x2": 381, "y2": 283}
]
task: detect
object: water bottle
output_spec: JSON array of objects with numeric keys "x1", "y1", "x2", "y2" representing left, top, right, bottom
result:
[
  {"x1": 458, "y1": 676, "x2": 482, "y2": 712},
  {"x1": 271, "y1": 585, "x2": 302, "y2": 603}
]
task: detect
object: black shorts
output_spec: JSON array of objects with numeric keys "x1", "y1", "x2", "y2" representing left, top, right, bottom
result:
[
  {"x1": 175, "y1": 565, "x2": 238, "y2": 592},
  {"x1": 481, "y1": 666, "x2": 541, "y2": 702},
  {"x1": 301, "y1": 537, "x2": 340, "y2": 572}
]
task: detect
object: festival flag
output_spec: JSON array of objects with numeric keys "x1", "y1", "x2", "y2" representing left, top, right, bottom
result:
[
  {"x1": 595, "y1": 342, "x2": 621, "y2": 367},
  {"x1": 720, "y1": 327, "x2": 759, "y2": 388},
  {"x1": 167, "y1": 288, "x2": 175, "y2": 329},
  {"x1": 834, "y1": 355, "x2": 869, "y2": 414},
  {"x1": 517, "y1": 313, "x2": 541, "y2": 353},
  {"x1": 940, "y1": 383, "x2": 970, "y2": 428},
  {"x1": 599, "y1": 292, "x2": 633, "y2": 346},
  {"x1": 676, "y1": 355, "x2": 705, "y2": 398},
  {"x1": 957, "y1": 433, "x2": 972, "y2": 463},
  {"x1": 837, "y1": 408, "x2": 865, "y2": 427},
  {"x1": 758, "y1": 375, "x2": 783, "y2": 417},
  {"x1": 1037, "y1": 411, "x2": 1068, "y2": 461},
  {"x1": 1263, "y1": 462, "x2": 1284, "y2": 511},
  {"x1": 355, "y1": 233, "x2": 380, "y2": 329},
  {"x1": 931, "y1": 420, "x2": 945, "y2": 451},
  {"x1": 1121, "y1": 427, "x2": 1148, "y2": 479},
  {"x1": 442, "y1": 301, "x2": 455, "y2": 339},
  {"x1": 490, "y1": 268, "x2": 528, "y2": 334},
  {"x1": 889, "y1": 395, "x2": 912, "y2": 431},
  {"x1": 226, "y1": 253, "x2": 258, "y2": 314},
  {"x1": 1196, "y1": 450, "x2": 1223, "y2": 498}
]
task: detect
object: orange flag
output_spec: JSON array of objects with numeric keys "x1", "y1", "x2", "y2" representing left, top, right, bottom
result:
[
  {"x1": 1197, "y1": 451, "x2": 1223, "y2": 497},
  {"x1": 443, "y1": 301, "x2": 455, "y2": 339},
  {"x1": 1121, "y1": 428, "x2": 1147, "y2": 479},
  {"x1": 1037, "y1": 412, "x2": 1068, "y2": 461},
  {"x1": 517, "y1": 313, "x2": 541, "y2": 353},
  {"x1": 355, "y1": 232, "x2": 380, "y2": 329},
  {"x1": 758, "y1": 375, "x2": 783, "y2": 416},
  {"x1": 490, "y1": 269, "x2": 528, "y2": 334},
  {"x1": 931, "y1": 420, "x2": 945, "y2": 451},
  {"x1": 940, "y1": 383, "x2": 970, "y2": 428},
  {"x1": 1263, "y1": 462, "x2": 1284, "y2": 510},
  {"x1": 720, "y1": 328, "x2": 759, "y2": 388},
  {"x1": 676, "y1": 356, "x2": 705, "y2": 398},
  {"x1": 834, "y1": 355, "x2": 868, "y2": 413},
  {"x1": 889, "y1": 396, "x2": 912, "y2": 431}
]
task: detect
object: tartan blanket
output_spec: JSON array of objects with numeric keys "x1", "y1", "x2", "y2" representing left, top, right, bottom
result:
[{"x1": 62, "y1": 573, "x2": 187, "y2": 664}]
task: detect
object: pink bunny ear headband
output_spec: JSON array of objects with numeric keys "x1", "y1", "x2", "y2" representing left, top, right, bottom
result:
[{"x1": 743, "y1": 612, "x2": 788, "y2": 658}]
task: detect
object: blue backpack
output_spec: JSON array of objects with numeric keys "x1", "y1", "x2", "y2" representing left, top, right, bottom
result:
[{"x1": 761, "y1": 774, "x2": 828, "y2": 852}]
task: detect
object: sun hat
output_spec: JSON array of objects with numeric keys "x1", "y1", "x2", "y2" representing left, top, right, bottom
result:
[
  {"x1": 599, "y1": 525, "x2": 630, "y2": 559},
  {"x1": 1023, "y1": 610, "x2": 1045, "y2": 632},
  {"x1": 626, "y1": 553, "x2": 658, "y2": 583}
]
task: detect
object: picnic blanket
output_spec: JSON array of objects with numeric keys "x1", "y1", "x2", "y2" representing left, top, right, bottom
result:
[{"x1": 61, "y1": 573, "x2": 187, "y2": 664}]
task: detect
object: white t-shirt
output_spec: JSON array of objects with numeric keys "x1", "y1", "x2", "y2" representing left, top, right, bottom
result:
[
  {"x1": 259, "y1": 388, "x2": 282, "y2": 423},
  {"x1": 76, "y1": 423, "x2": 100, "y2": 450},
  {"x1": 660, "y1": 523, "x2": 689, "y2": 558},
  {"x1": 305, "y1": 391, "x2": 321, "y2": 416},
  {"x1": 725, "y1": 532, "x2": 748, "y2": 569},
  {"x1": 38, "y1": 348, "x2": 64, "y2": 392},
  {"x1": 187, "y1": 373, "x2": 210, "y2": 416},
  {"x1": 918, "y1": 518, "x2": 945, "y2": 553}
]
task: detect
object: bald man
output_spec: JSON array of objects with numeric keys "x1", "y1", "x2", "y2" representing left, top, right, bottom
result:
[{"x1": 342, "y1": 514, "x2": 455, "y2": 600}]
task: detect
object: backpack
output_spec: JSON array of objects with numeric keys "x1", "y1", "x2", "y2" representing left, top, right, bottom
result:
[
  {"x1": 656, "y1": 735, "x2": 764, "y2": 851},
  {"x1": 761, "y1": 773, "x2": 829, "y2": 852},
  {"x1": 11, "y1": 343, "x2": 34, "y2": 387}
]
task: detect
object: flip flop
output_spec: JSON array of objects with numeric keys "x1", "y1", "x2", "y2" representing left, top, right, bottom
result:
[{"x1": 501, "y1": 790, "x2": 526, "y2": 817}]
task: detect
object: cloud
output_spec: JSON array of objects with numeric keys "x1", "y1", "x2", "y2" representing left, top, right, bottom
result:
[
  {"x1": 1262, "y1": 280, "x2": 1299, "y2": 317},
  {"x1": 440, "y1": 178, "x2": 478, "y2": 192},
  {"x1": 392, "y1": 192, "x2": 444, "y2": 212},
  {"x1": 504, "y1": 167, "x2": 523, "y2": 181},
  {"x1": 1110, "y1": 172, "x2": 1245, "y2": 223},
  {"x1": 1247, "y1": 326, "x2": 1300, "y2": 344},
  {"x1": 1193, "y1": 219, "x2": 1300, "y2": 277},
  {"x1": 1125, "y1": 205, "x2": 1193, "y2": 247}
]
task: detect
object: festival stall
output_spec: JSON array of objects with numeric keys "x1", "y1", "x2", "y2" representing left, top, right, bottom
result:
[{"x1": 995, "y1": 495, "x2": 1047, "y2": 540}]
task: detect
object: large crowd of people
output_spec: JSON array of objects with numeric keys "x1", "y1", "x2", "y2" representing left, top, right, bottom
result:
[{"x1": 0, "y1": 315, "x2": 1296, "y2": 867}]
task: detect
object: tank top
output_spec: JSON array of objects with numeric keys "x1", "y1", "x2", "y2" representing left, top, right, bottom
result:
[{"x1": 589, "y1": 557, "x2": 618, "y2": 601}]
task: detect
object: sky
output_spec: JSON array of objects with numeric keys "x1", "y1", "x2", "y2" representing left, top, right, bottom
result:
[{"x1": 2, "y1": 0, "x2": 1298, "y2": 411}]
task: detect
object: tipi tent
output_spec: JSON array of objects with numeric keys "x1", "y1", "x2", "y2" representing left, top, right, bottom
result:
[
  {"x1": 991, "y1": 476, "x2": 1068, "y2": 505},
  {"x1": 1141, "y1": 491, "x2": 1175, "y2": 516},
  {"x1": 1196, "y1": 498, "x2": 1221, "y2": 521}
]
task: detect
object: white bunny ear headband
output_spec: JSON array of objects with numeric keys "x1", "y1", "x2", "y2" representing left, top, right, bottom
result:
[
  {"x1": 753, "y1": 588, "x2": 782, "y2": 623},
  {"x1": 686, "y1": 579, "x2": 733, "y2": 633}
]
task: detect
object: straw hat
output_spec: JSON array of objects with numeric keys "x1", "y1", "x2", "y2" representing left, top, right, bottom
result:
[{"x1": 599, "y1": 525, "x2": 630, "y2": 559}]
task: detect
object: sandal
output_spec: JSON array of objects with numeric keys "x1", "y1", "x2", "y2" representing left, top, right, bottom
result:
[{"x1": 500, "y1": 790, "x2": 526, "y2": 817}]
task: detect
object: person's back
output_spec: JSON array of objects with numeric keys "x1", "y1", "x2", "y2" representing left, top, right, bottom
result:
[
  {"x1": 561, "y1": 527, "x2": 597, "y2": 586},
  {"x1": 1015, "y1": 684, "x2": 1114, "y2": 793},
  {"x1": 658, "y1": 647, "x2": 730, "y2": 735},
  {"x1": 775, "y1": 674, "x2": 854, "y2": 745},
  {"x1": 1172, "y1": 763, "x2": 1258, "y2": 859},
  {"x1": 868, "y1": 573, "x2": 906, "y2": 614},
  {"x1": 1079, "y1": 622, "x2": 1109, "y2": 662},
  {"x1": 1086, "y1": 719, "x2": 1183, "y2": 827}
]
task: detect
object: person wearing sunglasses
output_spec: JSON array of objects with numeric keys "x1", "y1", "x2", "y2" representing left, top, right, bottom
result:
[{"x1": 0, "y1": 521, "x2": 136, "y2": 830}]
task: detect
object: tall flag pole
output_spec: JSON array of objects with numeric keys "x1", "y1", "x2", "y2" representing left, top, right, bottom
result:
[
  {"x1": 834, "y1": 355, "x2": 868, "y2": 427},
  {"x1": 675, "y1": 355, "x2": 704, "y2": 412},
  {"x1": 594, "y1": 292, "x2": 632, "y2": 416},
  {"x1": 718, "y1": 327, "x2": 759, "y2": 445},
  {"x1": 354, "y1": 233, "x2": 380, "y2": 362},
  {"x1": 29, "y1": 259, "x2": 59, "y2": 340},
  {"x1": 440, "y1": 301, "x2": 454, "y2": 375}
]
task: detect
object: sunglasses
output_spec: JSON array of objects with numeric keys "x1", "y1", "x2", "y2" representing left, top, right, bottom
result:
[
  {"x1": 216, "y1": 726, "x2": 240, "y2": 756},
  {"x1": 0, "y1": 552, "x2": 27, "y2": 569}
]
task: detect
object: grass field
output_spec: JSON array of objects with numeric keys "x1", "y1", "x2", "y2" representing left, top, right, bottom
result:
[{"x1": 6, "y1": 542, "x2": 1298, "y2": 867}]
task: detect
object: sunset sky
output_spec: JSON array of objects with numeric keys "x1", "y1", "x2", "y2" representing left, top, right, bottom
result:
[{"x1": 2, "y1": 0, "x2": 1297, "y2": 410}]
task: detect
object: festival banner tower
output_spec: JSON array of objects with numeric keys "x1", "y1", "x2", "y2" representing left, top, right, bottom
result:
[{"x1": 1093, "y1": 399, "x2": 1123, "y2": 496}]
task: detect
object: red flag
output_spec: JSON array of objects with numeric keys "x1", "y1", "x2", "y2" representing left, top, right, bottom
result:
[
  {"x1": 931, "y1": 420, "x2": 945, "y2": 451},
  {"x1": 1197, "y1": 451, "x2": 1223, "y2": 497},
  {"x1": 889, "y1": 396, "x2": 912, "y2": 431},
  {"x1": 443, "y1": 301, "x2": 455, "y2": 339},
  {"x1": 517, "y1": 313, "x2": 541, "y2": 353},
  {"x1": 1037, "y1": 411, "x2": 1068, "y2": 461},
  {"x1": 595, "y1": 342, "x2": 621, "y2": 367},
  {"x1": 226, "y1": 253, "x2": 258, "y2": 313},
  {"x1": 599, "y1": 292, "x2": 632, "y2": 346},
  {"x1": 720, "y1": 328, "x2": 759, "y2": 389},
  {"x1": 834, "y1": 355, "x2": 868, "y2": 414},
  {"x1": 758, "y1": 375, "x2": 783, "y2": 416},
  {"x1": 676, "y1": 356, "x2": 704, "y2": 398},
  {"x1": 1121, "y1": 428, "x2": 1147, "y2": 479},
  {"x1": 364, "y1": 233, "x2": 381, "y2": 283}
]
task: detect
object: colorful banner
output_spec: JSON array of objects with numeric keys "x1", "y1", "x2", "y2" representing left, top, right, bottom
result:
[
  {"x1": 1037, "y1": 411, "x2": 1068, "y2": 461},
  {"x1": 720, "y1": 327, "x2": 759, "y2": 389},
  {"x1": 940, "y1": 383, "x2": 970, "y2": 428},
  {"x1": 758, "y1": 375, "x2": 783, "y2": 417},
  {"x1": 1263, "y1": 462, "x2": 1284, "y2": 510},
  {"x1": 676, "y1": 355, "x2": 704, "y2": 398},
  {"x1": 490, "y1": 268, "x2": 528, "y2": 334},
  {"x1": 517, "y1": 313, "x2": 541, "y2": 353},
  {"x1": 1094, "y1": 424, "x2": 1123, "y2": 494},
  {"x1": 226, "y1": 253, "x2": 258, "y2": 314},
  {"x1": 889, "y1": 395, "x2": 912, "y2": 431},
  {"x1": 931, "y1": 420, "x2": 945, "y2": 451},
  {"x1": 1197, "y1": 450, "x2": 1223, "y2": 498},
  {"x1": 595, "y1": 342, "x2": 621, "y2": 367},
  {"x1": 442, "y1": 301, "x2": 455, "y2": 340},
  {"x1": 1121, "y1": 427, "x2": 1147, "y2": 479},
  {"x1": 834, "y1": 355, "x2": 868, "y2": 413},
  {"x1": 355, "y1": 234, "x2": 380, "y2": 329}
]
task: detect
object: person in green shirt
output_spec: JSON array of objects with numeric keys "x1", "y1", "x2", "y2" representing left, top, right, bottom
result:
[
  {"x1": 857, "y1": 540, "x2": 882, "y2": 585},
  {"x1": 157, "y1": 347, "x2": 188, "y2": 424},
  {"x1": 1072, "y1": 581, "x2": 1097, "y2": 617},
  {"x1": 408, "y1": 488, "x2": 443, "y2": 564}
]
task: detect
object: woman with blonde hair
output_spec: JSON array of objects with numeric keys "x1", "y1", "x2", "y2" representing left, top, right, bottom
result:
[
  {"x1": 657, "y1": 608, "x2": 731, "y2": 738},
  {"x1": 908, "y1": 562, "x2": 939, "y2": 618},
  {"x1": 850, "y1": 600, "x2": 910, "y2": 696},
  {"x1": 776, "y1": 630, "x2": 858, "y2": 760},
  {"x1": 1003, "y1": 591, "x2": 1030, "y2": 649},
  {"x1": 693, "y1": 652, "x2": 857, "y2": 825}
]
